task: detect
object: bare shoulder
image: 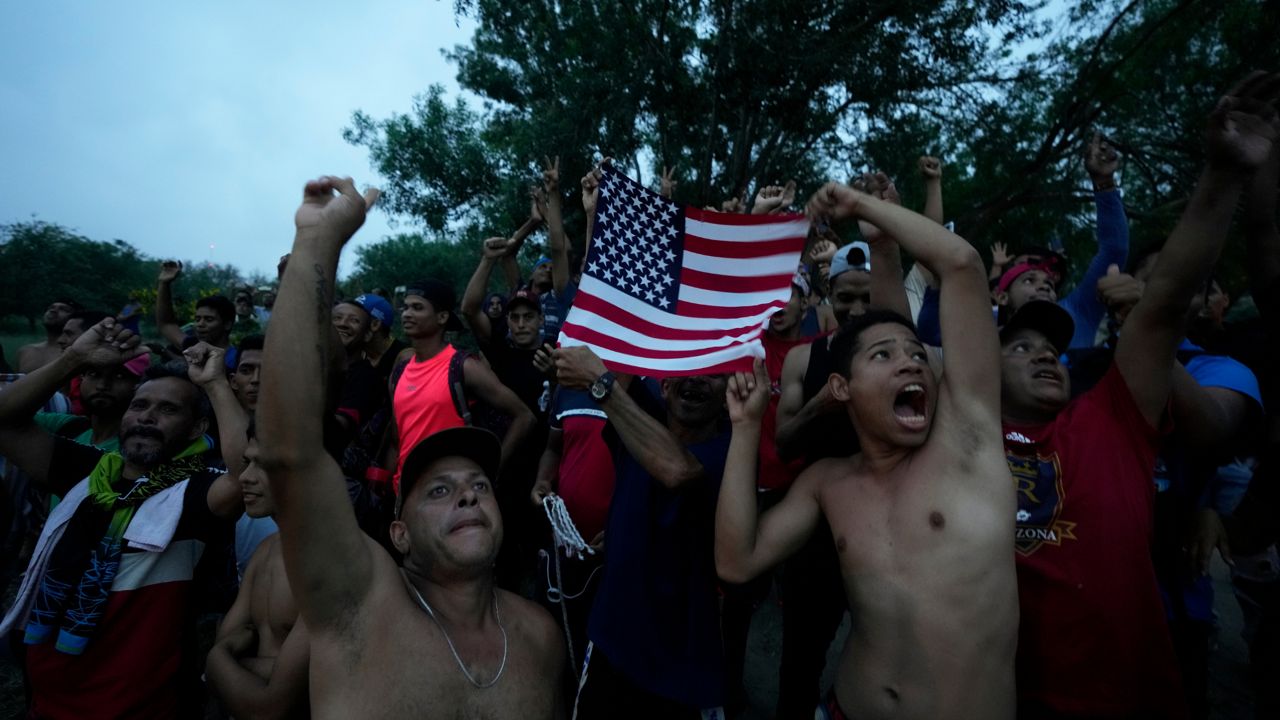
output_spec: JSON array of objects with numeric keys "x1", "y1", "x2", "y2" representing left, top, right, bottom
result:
[
  {"x1": 795, "y1": 455, "x2": 848, "y2": 497},
  {"x1": 497, "y1": 589, "x2": 560, "y2": 647},
  {"x1": 394, "y1": 346, "x2": 415, "y2": 365}
]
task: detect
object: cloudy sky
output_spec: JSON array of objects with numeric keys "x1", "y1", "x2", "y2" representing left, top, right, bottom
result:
[{"x1": 1, "y1": 1, "x2": 475, "y2": 278}]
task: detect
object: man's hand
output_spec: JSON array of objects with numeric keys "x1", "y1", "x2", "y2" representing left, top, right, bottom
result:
[
  {"x1": 294, "y1": 176, "x2": 380, "y2": 243},
  {"x1": 530, "y1": 480, "x2": 552, "y2": 508},
  {"x1": 726, "y1": 359, "x2": 770, "y2": 426},
  {"x1": 66, "y1": 318, "x2": 143, "y2": 368},
  {"x1": 184, "y1": 342, "x2": 228, "y2": 387},
  {"x1": 553, "y1": 346, "x2": 608, "y2": 390},
  {"x1": 808, "y1": 238, "x2": 838, "y2": 265},
  {"x1": 1085, "y1": 132, "x2": 1120, "y2": 182},
  {"x1": 220, "y1": 625, "x2": 258, "y2": 659},
  {"x1": 481, "y1": 236, "x2": 510, "y2": 261},
  {"x1": 542, "y1": 155, "x2": 560, "y2": 194},
  {"x1": 854, "y1": 172, "x2": 899, "y2": 242},
  {"x1": 752, "y1": 185, "x2": 785, "y2": 215},
  {"x1": 531, "y1": 186, "x2": 550, "y2": 222},
  {"x1": 158, "y1": 260, "x2": 183, "y2": 285},
  {"x1": 1189, "y1": 507, "x2": 1233, "y2": 576},
  {"x1": 581, "y1": 172, "x2": 600, "y2": 214},
  {"x1": 532, "y1": 342, "x2": 555, "y2": 377},
  {"x1": 1206, "y1": 72, "x2": 1280, "y2": 173},
  {"x1": 918, "y1": 155, "x2": 942, "y2": 181},
  {"x1": 1096, "y1": 264, "x2": 1143, "y2": 326},
  {"x1": 660, "y1": 164, "x2": 678, "y2": 199},
  {"x1": 721, "y1": 189, "x2": 748, "y2": 214},
  {"x1": 806, "y1": 182, "x2": 866, "y2": 224},
  {"x1": 990, "y1": 241, "x2": 1011, "y2": 268}
]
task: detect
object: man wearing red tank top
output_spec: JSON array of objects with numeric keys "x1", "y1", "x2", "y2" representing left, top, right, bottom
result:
[{"x1": 390, "y1": 278, "x2": 534, "y2": 491}]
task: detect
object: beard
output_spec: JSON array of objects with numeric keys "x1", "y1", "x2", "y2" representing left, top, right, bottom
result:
[{"x1": 120, "y1": 426, "x2": 169, "y2": 467}]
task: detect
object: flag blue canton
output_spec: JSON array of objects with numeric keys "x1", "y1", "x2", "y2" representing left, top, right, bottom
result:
[{"x1": 587, "y1": 169, "x2": 684, "y2": 310}]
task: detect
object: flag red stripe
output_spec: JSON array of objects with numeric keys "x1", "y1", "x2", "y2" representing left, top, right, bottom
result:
[
  {"x1": 561, "y1": 323, "x2": 756, "y2": 360},
  {"x1": 684, "y1": 207, "x2": 808, "y2": 226},
  {"x1": 684, "y1": 234, "x2": 805, "y2": 259},
  {"x1": 680, "y1": 267, "x2": 797, "y2": 293},
  {"x1": 571, "y1": 292, "x2": 764, "y2": 340},
  {"x1": 676, "y1": 298, "x2": 784, "y2": 319}
]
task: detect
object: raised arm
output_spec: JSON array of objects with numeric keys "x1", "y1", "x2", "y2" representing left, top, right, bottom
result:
[
  {"x1": 919, "y1": 156, "x2": 944, "y2": 225},
  {"x1": 716, "y1": 359, "x2": 822, "y2": 583},
  {"x1": 554, "y1": 346, "x2": 702, "y2": 488},
  {"x1": 460, "y1": 237, "x2": 511, "y2": 345},
  {"x1": 808, "y1": 183, "x2": 999, "y2": 425},
  {"x1": 1245, "y1": 129, "x2": 1280, "y2": 318},
  {"x1": 257, "y1": 176, "x2": 381, "y2": 631},
  {"x1": 1116, "y1": 74, "x2": 1280, "y2": 427},
  {"x1": 1061, "y1": 133, "x2": 1129, "y2": 348},
  {"x1": 504, "y1": 198, "x2": 544, "y2": 291},
  {"x1": 183, "y1": 342, "x2": 250, "y2": 518},
  {"x1": 858, "y1": 173, "x2": 912, "y2": 318},
  {"x1": 542, "y1": 156, "x2": 571, "y2": 295},
  {"x1": 461, "y1": 356, "x2": 535, "y2": 471},
  {"x1": 0, "y1": 318, "x2": 140, "y2": 487},
  {"x1": 155, "y1": 261, "x2": 188, "y2": 348}
]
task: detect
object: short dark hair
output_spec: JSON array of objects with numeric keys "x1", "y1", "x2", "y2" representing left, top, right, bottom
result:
[
  {"x1": 49, "y1": 298, "x2": 81, "y2": 311},
  {"x1": 236, "y1": 334, "x2": 265, "y2": 358},
  {"x1": 141, "y1": 360, "x2": 213, "y2": 420},
  {"x1": 196, "y1": 295, "x2": 236, "y2": 324},
  {"x1": 67, "y1": 309, "x2": 111, "y2": 329},
  {"x1": 829, "y1": 309, "x2": 919, "y2": 379}
]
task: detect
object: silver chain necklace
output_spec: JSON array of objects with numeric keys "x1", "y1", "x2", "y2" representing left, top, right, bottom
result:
[{"x1": 401, "y1": 569, "x2": 508, "y2": 689}]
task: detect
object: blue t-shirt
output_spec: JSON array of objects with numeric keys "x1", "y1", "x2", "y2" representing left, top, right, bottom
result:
[
  {"x1": 540, "y1": 280, "x2": 578, "y2": 344},
  {"x1": 588, "y1": 425, "x2": 730, "y2": 709}
]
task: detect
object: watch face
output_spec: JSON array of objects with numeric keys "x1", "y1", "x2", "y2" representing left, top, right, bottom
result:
[{"x1": 590, "y1": 381, "x2": 607, "y2": 400}]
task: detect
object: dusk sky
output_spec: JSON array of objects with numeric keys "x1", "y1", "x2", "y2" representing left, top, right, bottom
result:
[{"x1": 1, "y1": 1, "x2": 475, "y2": 278}]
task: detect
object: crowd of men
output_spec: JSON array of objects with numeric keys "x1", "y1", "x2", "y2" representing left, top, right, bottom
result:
[{"x1": 0, "y1": 73, "x2": 1277, "y2": 719}]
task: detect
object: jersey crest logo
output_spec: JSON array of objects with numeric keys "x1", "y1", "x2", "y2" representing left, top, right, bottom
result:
[{"x1": 1007, "y1": 449, "x2": 1077, "y2": 555}]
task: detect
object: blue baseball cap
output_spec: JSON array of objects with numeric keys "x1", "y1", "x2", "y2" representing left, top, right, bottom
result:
[
  {"x1": 829, "y1": 241, "x2": 871, "y2": 279},
  {"x1": 353, "y1": 293, "x2": 395, "y2": 327},
  {"x1": 535, "y1": 256, "x2": 552, "y2": 268}
]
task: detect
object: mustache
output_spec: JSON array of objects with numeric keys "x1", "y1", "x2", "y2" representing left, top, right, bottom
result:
[{"x1": 121, "y1": 426, "x2": 166, "y2": 443}]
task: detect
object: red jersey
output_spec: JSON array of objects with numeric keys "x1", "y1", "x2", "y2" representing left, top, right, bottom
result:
[
  {"x1": 757, "y1": 332, "x2": 812, "y2": 491},
  {"x1": 1003, "y1": 365, "x2": 1186, "y2": 718},
  {"x1": 393, "y1": 345, "x2": 465, "y2": 491}
]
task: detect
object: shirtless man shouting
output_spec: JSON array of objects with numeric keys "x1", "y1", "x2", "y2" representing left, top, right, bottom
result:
[
  {"x1": 206, "y1": 433, "x2": 309, "y2": 719},
  {"x1": 717, "y1": 187, "x2": 1017, "y2": 719},
  {"x1": 257, "y1": 176, "x2": 564, "y2": 719}
]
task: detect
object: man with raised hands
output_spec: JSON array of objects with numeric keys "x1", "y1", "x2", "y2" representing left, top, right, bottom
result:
[
  {"x1": 717, "y1": 184, "x2": 1018, "y2": 720},
  {"x1": 256, "y1": 175, "x2": 563, "y2": 719}
]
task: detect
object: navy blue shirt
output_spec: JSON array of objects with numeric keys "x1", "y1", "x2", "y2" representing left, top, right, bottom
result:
[{"x1": 588, "y1": 424, "x2": 730, "y2": 709}]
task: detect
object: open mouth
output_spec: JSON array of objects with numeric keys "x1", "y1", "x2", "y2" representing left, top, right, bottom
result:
[
  {"x1": 677, "y1": 382, "x2": 712, "y2": 404},
  {"x1": 893, "y1": 383, "x2": 928, "y2": 429},
  {"x1": 1032, "y1": 369, "x2": 1062, "y2": 384}
]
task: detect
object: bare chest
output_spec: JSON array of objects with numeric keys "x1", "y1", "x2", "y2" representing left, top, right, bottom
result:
[{"x1": 249, "y1": 549, "x2": 297, "y2": 652}]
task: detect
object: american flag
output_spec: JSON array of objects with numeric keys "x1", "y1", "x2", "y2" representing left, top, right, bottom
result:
[{"x1": 559, "y1": 166, "x2": 808, "y2": 377}]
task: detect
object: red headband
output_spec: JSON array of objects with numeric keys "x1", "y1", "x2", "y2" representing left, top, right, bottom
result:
[{"x1": 997, "y1": 260, "x2": 1061, "y2": 295}]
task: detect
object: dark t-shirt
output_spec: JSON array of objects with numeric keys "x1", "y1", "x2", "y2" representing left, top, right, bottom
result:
[
  {"x1": 27, "y1": 437, "x2": 224, "y2": 720},
  {"x1": 588, "y1": 408, "x2": 730, "y2": 709}
]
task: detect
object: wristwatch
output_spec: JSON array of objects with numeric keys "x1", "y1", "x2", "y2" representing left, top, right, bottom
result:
[{"x1": 589, "y1": 371, "x2": 616, "y2": 402}]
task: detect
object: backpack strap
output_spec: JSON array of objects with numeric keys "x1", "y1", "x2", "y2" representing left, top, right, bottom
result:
[{"x1": 449, "y1": 350, "x2": 472, "y2": 426}]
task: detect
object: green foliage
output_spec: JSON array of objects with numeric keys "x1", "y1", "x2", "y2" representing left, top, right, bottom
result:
[
  {"x1": 0, "y1": 220, "x2": 251, "y2": 328},
  {"x1": 344, "y1": 233, "x2": 480, "y2": 302},
  {"x1": 0, "y1": 221, "x2": 154, "y2": 325},
  {"x1": 350, "y1": 0, "x2": 1278, "y2": 299}
]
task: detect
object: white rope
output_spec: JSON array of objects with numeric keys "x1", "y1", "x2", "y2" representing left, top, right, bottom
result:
[{"x1": 542, "y1": 493, "x2": 595, "y2": 560}]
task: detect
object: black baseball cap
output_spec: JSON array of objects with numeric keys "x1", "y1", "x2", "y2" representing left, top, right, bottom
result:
[
  {"x1": 404, "y1": 278, "x2": 464, "y2": 332},
  {"x1": 397, "y1": 427, "x2": 502, "y2": 518},
  {"x1": 999, "y1": 300, "x2": 1075, "y2": 355}
]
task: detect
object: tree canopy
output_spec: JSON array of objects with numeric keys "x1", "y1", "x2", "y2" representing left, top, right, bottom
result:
[{"x1": 347, "y1": 0, "x2": 1279, "y2": 297}]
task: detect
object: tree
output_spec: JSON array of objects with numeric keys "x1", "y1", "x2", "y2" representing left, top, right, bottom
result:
[{"x1": 0, "y1": 221, "x2": 155, "y2": 328}]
